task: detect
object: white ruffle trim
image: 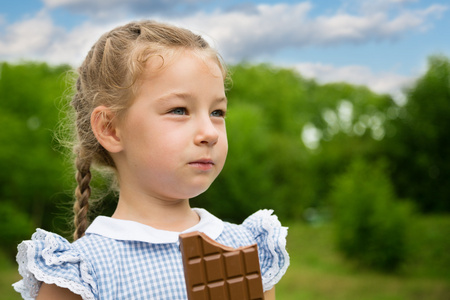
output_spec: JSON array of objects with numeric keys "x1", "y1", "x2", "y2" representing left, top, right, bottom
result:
[
  {"x1": 243, "y1": 209, "x2": 290, "y2": 292},
  {"x1": 13, "y1": 229, "x2": 97, "y2": 300}
]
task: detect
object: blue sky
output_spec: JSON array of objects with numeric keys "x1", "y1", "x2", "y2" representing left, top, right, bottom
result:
[{"x1": 1, "y1": 0, "x2": 449, "y2": 102}]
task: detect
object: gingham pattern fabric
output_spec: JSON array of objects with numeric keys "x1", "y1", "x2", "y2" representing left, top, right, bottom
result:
[{"x1": 14, "y1": 209, "x2": 289, "y2": 300}]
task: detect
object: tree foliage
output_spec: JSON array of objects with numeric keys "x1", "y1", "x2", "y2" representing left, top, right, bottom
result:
[
  {"x1": 196, "y1": 64, "x2": 396, "y2": 221},
  {"x1": 1, "y1": 56, "x2": 449, "y2": 259},
  {"x1": 0, "y1": 62, "x2": 73, "y2": 244},
  {"x1": 384, "y1": 55, "x2": 450, "y2": 212},
  {"x1": 329, "y1": 159, "x2": 413, "y2": 271}
]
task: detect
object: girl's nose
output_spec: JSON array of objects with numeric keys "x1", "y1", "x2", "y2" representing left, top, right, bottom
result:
[{"x1": 194, "y1": 117, "x2": 220, "y2": 146}]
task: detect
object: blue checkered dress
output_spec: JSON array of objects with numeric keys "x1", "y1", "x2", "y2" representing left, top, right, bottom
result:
[{"x1": 14, "y1": 209, "x2": 289, "y2": 300}]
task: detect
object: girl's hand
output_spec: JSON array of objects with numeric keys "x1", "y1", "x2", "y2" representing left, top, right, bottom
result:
[{"x1": 264, "y1": 286, "x2": 276, "y2": 300}]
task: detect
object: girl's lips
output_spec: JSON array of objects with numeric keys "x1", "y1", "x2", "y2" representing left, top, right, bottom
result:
[{"x1": 189, "y1": 159, "x2": 214, "y2": 170}]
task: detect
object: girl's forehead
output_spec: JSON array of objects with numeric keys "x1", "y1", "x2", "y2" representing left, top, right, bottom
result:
[
  {"x1": 130, "y1": 49, "x2": 225, "y2": 103},
  {"x1": 140, "y1": 49, "x2": 223, "y2": 81}
]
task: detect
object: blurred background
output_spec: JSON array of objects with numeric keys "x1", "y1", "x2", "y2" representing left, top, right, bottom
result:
[{"x1": 1, "y1": 0, "x2": 449, "y2": 299}]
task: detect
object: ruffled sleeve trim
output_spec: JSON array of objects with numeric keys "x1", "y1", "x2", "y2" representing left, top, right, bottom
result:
[
  {"x1": 13, "y1": 229, "x2": 97, "y2": 300},
  {"x1": 242, "y1": 209, "x2": 290, "y2": 292}
]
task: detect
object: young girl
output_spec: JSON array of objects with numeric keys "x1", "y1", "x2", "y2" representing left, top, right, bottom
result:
[{"x1": 14, "y1": 20, "x2": 289, "y2": 300}]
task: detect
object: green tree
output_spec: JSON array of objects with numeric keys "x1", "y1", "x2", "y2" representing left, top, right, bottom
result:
[
  {"x1": 0, "y1": 60, "x2": 417, "y2": 251},
  {"x1": 0, "y1": 202, "x2": 34, "y2": 258},
  {"x1": 329, "y1": 159, "x2": 413, "y2": 271},
  {"x1": 0, "y1": 62, "x2": 73, "y2": 242},
  {"x1": 385, "y1": 55, "x2": 450, "y2": 212},
  {"x1": 197, "y1": 64, "x2": 395, "y2": 222},
  {"x1": 195, "y1": 64, "x2": 315, "y2": 221}
]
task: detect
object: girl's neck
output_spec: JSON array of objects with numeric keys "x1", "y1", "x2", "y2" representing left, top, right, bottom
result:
[{"x1": 111, "y1": 194, "x2": 200, "y2": 232}]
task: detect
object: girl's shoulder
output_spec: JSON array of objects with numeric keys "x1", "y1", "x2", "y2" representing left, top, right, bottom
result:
[
  {"x1": 219, "y1": 209, "x2": 290, "y2": 292},
  {"x1": 13, "y1": 229, "x2": 98, "y2": 300}
]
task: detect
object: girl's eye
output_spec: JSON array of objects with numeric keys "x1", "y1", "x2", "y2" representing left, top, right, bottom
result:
[
  {"x1": 170, "y1": 107, "x2": 187, "y2": 115},
  {"x1": 211, "y1": 110, "x2": 226, "y2": 118}
]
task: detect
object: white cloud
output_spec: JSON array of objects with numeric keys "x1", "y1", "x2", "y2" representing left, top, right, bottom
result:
[
  {"x1": 44, "y1": 22, "x2": 113, "y2": 65},
  {"x1": 0, "y1": 10, "x2": 64, "y2": 60},
  {"x1": 0, "y1": 1, "x2": 444, "y2": 99},
  {"x1": 294, "y1": 62, "x2": 414, "y2": 103},
  {"x1": 0, "y1": 9, "x2": 119, "y2": 65},
  {"x1": 1, "y1": 2, "x2": 446, "y2": 65},
  {"x1": 175, "y1": 2, "x2": 447, "y2": 61}
]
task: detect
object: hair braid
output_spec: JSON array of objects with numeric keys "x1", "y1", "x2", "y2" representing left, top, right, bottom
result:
[{"x1": 73, "y1": 151, "x2": 92, "y2": 240}]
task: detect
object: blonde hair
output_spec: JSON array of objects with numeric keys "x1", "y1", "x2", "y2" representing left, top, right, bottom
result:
[{"x1": 70, "y1": 20, "x2": 227, "y2": 240}]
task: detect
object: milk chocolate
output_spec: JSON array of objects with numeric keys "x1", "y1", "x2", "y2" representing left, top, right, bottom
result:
[{"x1": 179, "y1": 231, "x2": 264, "y2": 300}]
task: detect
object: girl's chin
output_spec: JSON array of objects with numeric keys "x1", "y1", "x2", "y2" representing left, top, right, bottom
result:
[{"x1": 177, "y1": 184, "x2": 213, "y2": 200}]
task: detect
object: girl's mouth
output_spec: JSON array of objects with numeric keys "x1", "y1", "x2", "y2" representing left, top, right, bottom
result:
[{"x1": 189, "y1": 159, "x2": 214, "y2": 171}]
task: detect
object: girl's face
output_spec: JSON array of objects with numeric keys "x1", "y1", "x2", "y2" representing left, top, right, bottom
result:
[{"x1": 113, "y1": 50, "x2": 228, "y2": 202}]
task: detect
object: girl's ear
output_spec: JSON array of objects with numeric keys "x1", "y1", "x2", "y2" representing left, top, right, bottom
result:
[{"x1": 91, "y1": 106, "x2": 123, "y2": 153}]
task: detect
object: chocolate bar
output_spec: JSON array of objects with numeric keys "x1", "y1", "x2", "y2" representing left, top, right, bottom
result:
[{"x1": 179, "y1": 231, "x2": 264, "y2": 300}]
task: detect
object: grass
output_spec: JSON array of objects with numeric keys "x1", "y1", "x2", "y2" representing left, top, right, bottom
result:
[
  {"x1": 0, "y1": 250, "x2": 21, "y2": 300},
  {"x1": 1, "y1": 215, "x2": 449, "y2": 300},
  {"x1": 277, "y1": 215, "x2": 450, "y2": 300}
]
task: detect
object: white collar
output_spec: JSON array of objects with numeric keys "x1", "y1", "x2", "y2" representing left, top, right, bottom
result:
[{"x1": 85, "y1": 208, "x2": 224, "y2": 244}]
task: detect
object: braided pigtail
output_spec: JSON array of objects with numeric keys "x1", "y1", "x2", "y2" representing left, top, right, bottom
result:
[
  {"x1": 71, "y1": 75, "x2": 97, "y2": 240},
  {"x1": 73, "y1": 153, "x2": 92, "y2": 240}
]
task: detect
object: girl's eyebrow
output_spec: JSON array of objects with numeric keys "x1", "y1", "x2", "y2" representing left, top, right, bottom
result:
[
  {"x1": 156, "y1": 92, "x2": 227, "y2": 104},
  {"x1": 215, "y1": 96, "x2": 228, "y2": 105},
  {"x1": 155, "y1": 92, "x2": 189, "y2": 102}
]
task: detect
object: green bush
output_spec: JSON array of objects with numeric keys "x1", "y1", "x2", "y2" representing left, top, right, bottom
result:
[
  {"x1": 0, "y1": 202, "x2": 34, "y2": 259},
  {"x1": 329, "y1": 159, "x2": 413, "y2": 271}
]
